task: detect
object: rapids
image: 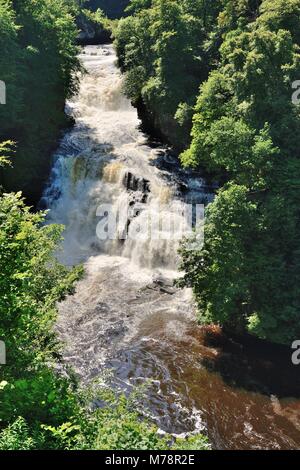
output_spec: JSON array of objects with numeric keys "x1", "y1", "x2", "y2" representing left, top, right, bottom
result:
[{"x1": 42, "y1": 45, "x2": 300, "y2": 450}]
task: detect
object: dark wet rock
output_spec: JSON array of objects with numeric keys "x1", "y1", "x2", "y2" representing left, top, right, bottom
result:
[
  {"x1": 153, "y1": 276, "x2": 174, "y2": 288},
  {"x1": 106, "y1": 322, "x2": 127, "y2": 338},
  {"x1": 123, "y1": 171, "x2": 151, "y2": 194},
  {"x1": 119, "y1": 177, "x2": 151, "y2": 238},
  {"x1": 145, "y1": 276, "x2": 177, "y2": 295},
  {"x1": 159, "y1": 286, "x2": 177, "y2": 295}
]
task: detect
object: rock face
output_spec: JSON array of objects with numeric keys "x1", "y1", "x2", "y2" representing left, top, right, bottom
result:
[
  {"x1": 123, "y1": 171, "x2": 150, "y2": 194},
  {"x1": 76, "y1": 13, "x2": 111, "y2": 45},
  {"x1": 121, "y1": 171, "x2": 151, "y2": 236},
  {"x1": 134, "y1": 97, "x2": 191, "y2": 154},
  {"x1": 76, "y1": 1, "x2": 130, "y2": 45}
]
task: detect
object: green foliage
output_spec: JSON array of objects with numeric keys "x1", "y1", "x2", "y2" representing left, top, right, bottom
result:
[
  {"x1": 0, "y1": 377, "x2": 210, "y2": 450},
  {"x1": 0, "y1": 0, "x2": 80, "y2": 204},
  {"x1": 67, "y1": 387, "x2": 169, "y2": 450},
  {"x1": 114, "y1": 0, "x2": 222, "y2": 149},
  {"x1": 126, "y1": 0, "x2": 152, "y2": 13},
  {"x1": 0, "y1": 191, "x2": 83, "y2": 446},
  {"x1": 0, "y1": 141, "x2": 15, "y2": 168},
  {"x1": 82, "y1": 7, "x2": 109, "y2": 26},
  {"x1": 0, "y1": 190, "x2": 209, "y2": 450},
  {"x1": 0, "y1": 417, "x2": 37, "y2": 450},
  {"x1": 79, "y1": 7, "x2": 115, "y2": 38},
  {"x1": 0, "y1": 370, "x2": 80, "y2": 426},
  {"x1": 179, "y1": 0, "x2": 300, "y2": 345},
  {"x1": 118, "y1": 0, "x2": 300, "y2": 344},
  {"x1": 172, "y1": 435, "x2": 211, "y2": 451},
  {"x1": 0, "y1": 192, "x2": 83, "y2": 375},
  {"x1": 0, "y1": 1, "x2": 211, "y2": 449}
]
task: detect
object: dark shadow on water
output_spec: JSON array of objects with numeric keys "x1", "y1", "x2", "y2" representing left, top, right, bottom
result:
[{"x1": 200, "y1": 327, "x2": 300, "y2": 399}]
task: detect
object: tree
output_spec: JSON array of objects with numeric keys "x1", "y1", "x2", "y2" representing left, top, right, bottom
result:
[
  {"x1": 179, "y1": 0, "x2": 300, "y2": 345},
  {"x1": 0, "y1": 190, "x2": 209, "y2": 449},
  {"x1": 0, "y1": 0, "x2": 80, "y2": 205},
  {"x1": 114, "y1": 0, "x2": 222, "y2": 149}
]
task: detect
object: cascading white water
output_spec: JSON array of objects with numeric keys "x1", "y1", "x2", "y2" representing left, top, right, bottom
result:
[
  {"x1": 42, "y1": 43, "x2": 213, "y2": 433},
  {"x1": 43, "y1": 45, "x2": 210, "y2": 270}
]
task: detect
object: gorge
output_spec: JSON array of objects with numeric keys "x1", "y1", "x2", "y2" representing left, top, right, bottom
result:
[{"x1": 42, "y1": 44, "x2": 300, "y2": 450}]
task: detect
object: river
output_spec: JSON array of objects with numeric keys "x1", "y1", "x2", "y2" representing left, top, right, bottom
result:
[{"x1": 42, "y1": 45, "x2": 300, "y2": 450}]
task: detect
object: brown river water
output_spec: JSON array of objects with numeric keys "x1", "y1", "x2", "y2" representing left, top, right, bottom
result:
[{"x1": 42, "y1": 45, "x2": 300, "y2": 450}]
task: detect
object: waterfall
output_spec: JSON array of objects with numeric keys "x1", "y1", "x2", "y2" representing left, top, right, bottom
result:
[
  {"x1": 42, "y1": 44, "x2": 215, "y2": 437},
  {"x1": 42, "y1": 45, "x2": 213, "y2": 270}
]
